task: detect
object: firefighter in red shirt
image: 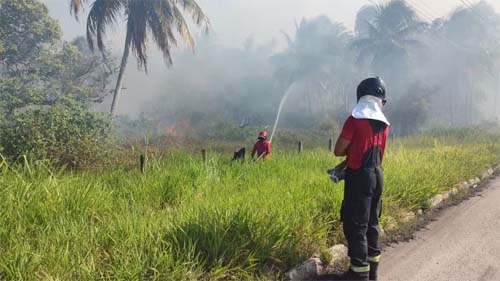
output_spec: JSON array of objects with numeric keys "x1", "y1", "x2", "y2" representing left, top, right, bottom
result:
[
  {"x1": 333, "y1": 77, "x2": 390, "y2": 281},
  {"x1": 251, "y1": 130, "x2": 272, "y2": 160}
]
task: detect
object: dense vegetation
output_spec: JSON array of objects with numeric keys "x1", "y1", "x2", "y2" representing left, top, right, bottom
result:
[
  {"x1": 0, "y1": 0, "x2": 115, "y2": 167},
  {"x1": 0, "y1": 130, "x2": 499, "y2": 280}
]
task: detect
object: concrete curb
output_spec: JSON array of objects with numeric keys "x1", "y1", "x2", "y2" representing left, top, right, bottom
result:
[
  {"x1": 285, "y1": 245, "x2": 348, "y2": 281},
  {"x1": 285, "y1": 165, "x2": 500, "y2": 281}
]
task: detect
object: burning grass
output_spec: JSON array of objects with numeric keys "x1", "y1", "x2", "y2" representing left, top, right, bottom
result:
[{"x1": 0, "y1": 130, "x2": 499, "y2": 280}]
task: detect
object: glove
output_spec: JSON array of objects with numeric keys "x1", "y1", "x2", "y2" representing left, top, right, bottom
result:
[
  {"x1": 327, "y1": 160, "x2": 347, "y2": 184},
  {"x1": 329, "y1": 170, "x2": 341, "y2": 183},
  {"x1": 328, "y1": 169, "x2": 346, "y2": 184}
]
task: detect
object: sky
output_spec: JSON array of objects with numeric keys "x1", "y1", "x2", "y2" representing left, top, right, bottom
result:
[{"x1": 43, "y1": 0, "x2": 500, "y2": 48}]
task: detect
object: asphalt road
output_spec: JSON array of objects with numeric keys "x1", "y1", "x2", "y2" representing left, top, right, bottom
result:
[{"x1": 379, "y1": 176, "x2": 500, "y2": 281}]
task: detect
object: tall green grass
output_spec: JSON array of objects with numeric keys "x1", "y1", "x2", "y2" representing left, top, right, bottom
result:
[{"x1": 1, "y1": 132, "x2": 499, "y2": 280}]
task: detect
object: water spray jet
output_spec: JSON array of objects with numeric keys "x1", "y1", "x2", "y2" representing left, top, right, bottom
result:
[{"x1": 269, "y1": 82, "x2": 299, "y2": 143}]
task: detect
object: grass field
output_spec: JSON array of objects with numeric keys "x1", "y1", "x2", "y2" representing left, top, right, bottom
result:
[{"x1": 1, "y1": 130, "x2": 499, "y2": 280}]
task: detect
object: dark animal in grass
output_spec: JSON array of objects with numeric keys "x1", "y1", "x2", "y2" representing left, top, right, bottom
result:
[{"x1": 232, "y1": 148, "x2": 246, "y2": 162}]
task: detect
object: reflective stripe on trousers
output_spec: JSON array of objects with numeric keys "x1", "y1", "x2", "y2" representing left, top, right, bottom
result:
[
  {"x1": 350, "y1": 263, "x2": 370, "y2": 273},
  {"x1": 368, "y1": 255, "x2": 380, "y2": 263}
]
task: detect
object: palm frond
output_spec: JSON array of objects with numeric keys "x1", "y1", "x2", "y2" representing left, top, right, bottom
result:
[
  {"x1": 396, "y1": 21, "x2": 427, "y2": 38},
  {"x1": 350, "y1": 38, "x2": 375, "y2": 50},
  {"x1": 86, "y1": 0, "x2": 124, "y2": 52},
  {"x1": 281, "y1": 31, "x2": 294, "y2": 49},
  {"x1": 146, "y1": 0, "x2": 176, "y2": 66},
  {"x1": 70, "y1": 0, "x2": 88, "y2": 20},
  {"x1": 355, "y1": 4, "x2": 378, "y2": 35},
  {"x1": 400, "y1": 38, "x2": 426, "y2": 50},
  {"x1": 174, "y1": 0, "x2": 210, "y2": 29},
  {"x1": 169, "y1": 1, "x2": 195, "y2": 49},
  {"x1": 376, "y1": 0, "x2": 420, "y2": 33},
  {"x1": 364, "y1": 20, "x2": 382, "y2": 39},
  {"x1": 126, "y1": 0, "x2": 149, "y2": 70},
  {"x1": 143, "y1": 0, "x2": 210, "y2": 66}
]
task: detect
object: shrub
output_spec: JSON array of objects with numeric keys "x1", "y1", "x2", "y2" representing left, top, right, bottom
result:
[{"x1": 0, "y1": 102, "x2": 112, "y2": 167}]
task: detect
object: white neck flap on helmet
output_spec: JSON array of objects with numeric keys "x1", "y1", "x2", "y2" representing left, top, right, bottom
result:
[{"x1": 352, "y1": 95, "x2": 390, "y2": 125}]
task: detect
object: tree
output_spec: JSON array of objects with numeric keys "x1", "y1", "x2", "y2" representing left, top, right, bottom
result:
[
  {"x1": 70, "y1": 0, "x2": 210, "y2": 116},
  {"x1": 420, "y1": 1, "x2": 500, "y2": 126},
  {"x1": 0, "y1": 0, "x2": 117, "y2": 166},
  {"x1": 386, "y1": 83, "x2": 430, "y2": 136},
  {"x1": 63, "y1": 37, "x2": 118, "y2": 104},
  {"x1": 272, "y1": 16, "x2": 354, "y2": 121},
  {"x1": 0, "y1": 0, "x2": 61, "y2": 115},
  {"x1": 354, "y1": 5, "x2": 378, "y2": 38},
  {"x1": 351, "y1": 0, "x2": 425, "y2": 86},
  {"x1": 0, "y1": 1, "x2": 116, "y2": 114},
  {"x1": 441, "y1": 2, "x2": 500, "y2": 125},
  {"x1": 0, "y1": 0, "x2": 61, "y2": 71}
]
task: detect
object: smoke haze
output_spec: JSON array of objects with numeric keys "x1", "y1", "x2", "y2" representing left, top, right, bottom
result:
[{"x1": 40, "y1": 0, "x2": 500, "y2": 138}]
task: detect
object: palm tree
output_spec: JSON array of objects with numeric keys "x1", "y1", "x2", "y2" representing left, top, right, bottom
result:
[
  {"x1": 354, "y1": 5, "x2": 378, "y2": 38},
  {"x1": 351, "y1": 0, "x2": 425, "y2": 78},
  {"x1": 70, "y1": 0, "x2": 209, "y2": 116},
  {"x1": 272, "y1": 16, "x2": 353, "y2": 116},
  {"x1": 437, "y1": 1, "x2": 500, "y2": 125}
]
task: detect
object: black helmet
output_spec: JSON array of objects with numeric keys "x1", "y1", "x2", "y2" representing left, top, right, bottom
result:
[{"x1": 356, "y1": 77, "x2": 386, "y2": 102}]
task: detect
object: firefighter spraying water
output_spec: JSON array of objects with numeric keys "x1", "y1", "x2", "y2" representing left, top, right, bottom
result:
[{"x1": 251, "y1": 130, "x2": 272, "y2": 160}]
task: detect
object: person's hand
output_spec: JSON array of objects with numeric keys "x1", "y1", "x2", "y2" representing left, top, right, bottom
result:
[{"x1": 334, "y1": 160, "x2": 347, "y2": 173}]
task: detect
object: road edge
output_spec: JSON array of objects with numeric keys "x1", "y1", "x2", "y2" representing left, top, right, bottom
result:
[{"x1": 285, "y1": 165, "x2": 500, "y2": 281}]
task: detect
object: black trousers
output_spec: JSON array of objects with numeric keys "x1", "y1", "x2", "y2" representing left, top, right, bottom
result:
[{"x1": 341, "y1": 167, "x2": 383, "y2": 268}]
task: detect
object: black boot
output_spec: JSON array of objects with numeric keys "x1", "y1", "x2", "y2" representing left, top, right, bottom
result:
[{"x1": 369, "y1": 262, "x2": 378, "y2": 281}]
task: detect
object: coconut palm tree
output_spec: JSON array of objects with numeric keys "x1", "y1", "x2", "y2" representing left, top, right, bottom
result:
[
  {"x1": 272, "y1": 16, "x2": 354, "y2": 117},
  {"x1": 436, "y1": 1, "x2": 500, "y2": 125},
  {"x1": 70, "y1": 0, "x2": 209, "y2": 116},
  {"x1": 351, "y1": 0, "x2": 425, "y2": 78}
]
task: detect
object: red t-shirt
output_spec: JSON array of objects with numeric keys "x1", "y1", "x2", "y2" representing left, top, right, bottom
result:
[
  {"x1": 340, "y1": 116, "x2": 390, "y2": 170},
  {"x1": 252, "y1": 140, "x2": 271, "y2": 158}
]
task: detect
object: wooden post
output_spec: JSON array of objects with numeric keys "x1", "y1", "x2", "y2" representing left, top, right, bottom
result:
[
  {"x1": 139, "y1": 154, "x2": 145, "y2": 174},
  {"x1": 202, "y1": 149, "x2": 207, "y2": 163},
  {"x1": 329, "y1": 138, "x2": 334, "y2": 152},
  {"x1": 298, "y1": 141, "x2": 303, "y2": 153}
]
